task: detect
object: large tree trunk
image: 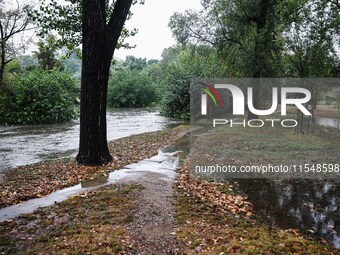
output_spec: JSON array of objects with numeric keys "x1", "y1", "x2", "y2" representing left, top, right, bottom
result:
[
  {"x1": 77, "y1": 0, "x2": 111, "y2": 165},
  {"x1": 77, "y1": 0, "x2": 132, "y2": 165}
]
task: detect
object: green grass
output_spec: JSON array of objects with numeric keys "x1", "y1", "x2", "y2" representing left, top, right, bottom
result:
[
  {"x1": 0, "y1": 184, "x2": 142, "y2": 255},
  {"x1": 193, "y1": 124, "x2": 340, "y2": 172}
]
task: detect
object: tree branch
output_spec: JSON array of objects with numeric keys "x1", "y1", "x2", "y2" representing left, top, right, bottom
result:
[
  {"x1": 187, "y1": 25, "x2": 215, "y2": 46},
  {"x1": 4, "y1": 58, "x2": 14, "y2": 65},
  {"x1": 106, "y1": 0, "x2": 133, "y2": 57},
  {"x1": 0, "y1": 20, "x2": 4, "y2": 41}
]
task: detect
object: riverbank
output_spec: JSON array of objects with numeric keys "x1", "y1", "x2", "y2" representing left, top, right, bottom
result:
[
  {"x1": 1, "y1": 123, "x2": 340, "y2": 254},
  {"x1": 1, "y1": 144, "x2": 339, "y2": 254},
  {"x1": 0, "y1": 126, "x2": 189, "y2": 209},
  {"x1": 0, "y1": 184, "x2": 142, "y2": 254}
]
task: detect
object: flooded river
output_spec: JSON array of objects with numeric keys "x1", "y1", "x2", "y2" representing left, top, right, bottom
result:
[{"x1": 0, "y1": 108, "x2": 180, "y2": 172}]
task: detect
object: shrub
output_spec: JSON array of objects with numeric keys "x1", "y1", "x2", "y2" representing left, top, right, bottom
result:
[
  {"x1": 108, "y1": 69, "x2": 158, "y2": 108},
  {"x1": 160, "y1": 46, "x2": 224, "y2": 120},
  {"x1": 160, "y1": 63, "x2": 191, "y2": 120},
  {"x1": 0, "y1": 69, "x2": 78, "y2": 125}
]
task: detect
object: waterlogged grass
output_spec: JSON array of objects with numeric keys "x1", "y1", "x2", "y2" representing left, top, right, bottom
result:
[
  {"x1": 199, "y1": 124, "x2": 340, "y2": 169},
  {"x1": 175, "y1": 189, "x2": 340, "y2": 255},
  {"x1": 0, "y1": 184, "x2": 142, "y2": 255},
  {"x1": 180, "y1": 122, "x2": 340, "y2": 253}
]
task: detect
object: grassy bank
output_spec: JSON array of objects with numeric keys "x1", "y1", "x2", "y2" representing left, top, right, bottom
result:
[
  {"x1": 190, "y1": 122, "x2": 339, "y2": 179},
  {"x1": 0, "y1": 184, "x2": 141, "y2": 254}
]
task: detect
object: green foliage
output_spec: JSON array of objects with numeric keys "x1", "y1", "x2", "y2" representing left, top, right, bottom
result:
[
  {"x1": 30, "y1": 0, "x2": 142, "y2": 54},
  {"x1": 282, "y1": 0, "x2": 340, "y2": 77},
  {"x1": 19, "y1": 55, "x2": 39, "y2": 70},
  {"x1": 108, "y1": 69, "x2": 158, "y2": 108},
  {"x1": 160, "y1": 45, "x2": 227, "y2": 120},
  {"x1": 169, "y1": 0, "x2": 280, "y2": 77},
  {"x1": 35, "y1": 36, "x2": 64, "y2": 71},
  {"x1": 5, "y1": 60, "x2": 22, "y2": 74},
  {"x1": 162, "y1": 0, "x2": 340, "y2": 118},
  {"x1": 63, "y1": 53, "x2": 81, "y2": 79},
  {"x1": 147, "y1": 63, "x2": 163, "y2": 82},
  {"x1": 169, "y1": 0, "x2": 340, "y2": 79},
  {"x1": 160, "y1": 64, "x2": 191, "y2": 120},
  {"x1": 30, "y1": 0, "x2": 82, "y2": 52},
  {"x1": 0, "y1": 60, "x2": 21, "y2": 94},
  {"x1": 123, "y1": 56, "x2": 147, "y2": 71},
  {"x1": 0, "y1": 69, "x2": 78, "y2": 125}
]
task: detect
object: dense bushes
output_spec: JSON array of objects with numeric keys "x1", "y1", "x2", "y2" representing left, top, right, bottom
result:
[
  {"x1": 0, "y1": 69, "x2": 78, "y2": 125},
  {"x1": 108, "y1": 69, "x2": 158, "y2": 108},
  {"x1": 160, "y1": 46, "x2": 225, "y2": 120},
  {"x1": 160, "y1": 64, "x2": 191, "y2": 120}
]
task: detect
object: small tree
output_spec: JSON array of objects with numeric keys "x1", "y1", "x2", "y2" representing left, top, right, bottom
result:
[
  {"x1": 0, "y1": 0, "x2": 32, "y2": 84},
  {"x1": 35, "y1": 36, "x2": 64, "y2": 70}
]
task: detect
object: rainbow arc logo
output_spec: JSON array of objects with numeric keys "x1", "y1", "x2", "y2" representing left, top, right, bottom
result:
[{"x1": 198, "y1": 82, "x2": 223, "y2": 107}]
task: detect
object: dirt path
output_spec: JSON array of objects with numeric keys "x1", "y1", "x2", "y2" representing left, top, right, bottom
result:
[
  {"x1": 127, "y1": 171, "x2": 176, "y2": 254},
  {"x1": 0, "y1": 150, "x2": 183, "y2": 254},
  {"x1": 116, "y1": 152, "x2": 180, "y2": 254}
]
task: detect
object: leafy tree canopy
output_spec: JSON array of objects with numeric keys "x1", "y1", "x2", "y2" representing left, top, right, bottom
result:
[{"x1": 30, "y1": 0, "x2": 144, "y2": 54}]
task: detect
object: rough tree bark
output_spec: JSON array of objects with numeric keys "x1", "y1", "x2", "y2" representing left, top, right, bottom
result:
[{"x1": 76, "y1": 0, "x2": 133, "y2": 165}]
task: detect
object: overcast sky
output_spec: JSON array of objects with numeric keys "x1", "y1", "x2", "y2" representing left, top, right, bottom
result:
[
  {"x1": 115, "y1": 0, "x2": 202, "y2": 60},
  {"x1": 6, "y1": 0, "x2": 202, "y2": 59}
]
